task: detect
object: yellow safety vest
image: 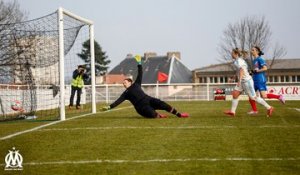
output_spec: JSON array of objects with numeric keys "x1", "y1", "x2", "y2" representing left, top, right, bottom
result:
[{"x1": 71, "y1": 75, "x2": 84, "y2": 88}]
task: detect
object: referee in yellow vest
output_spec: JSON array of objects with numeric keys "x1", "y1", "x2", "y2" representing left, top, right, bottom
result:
[{"x1": 69, "y1": 65, "x2": 88, "y2": 109}]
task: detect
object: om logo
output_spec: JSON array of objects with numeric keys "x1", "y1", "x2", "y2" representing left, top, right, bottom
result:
[{"x1": 4, "y1": 147, "x2": 23, "y2": 170}]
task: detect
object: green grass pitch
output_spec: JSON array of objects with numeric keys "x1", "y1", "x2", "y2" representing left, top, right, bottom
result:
[{"x1": 0, "y1": 101, "x2": 299, "y2": 174}]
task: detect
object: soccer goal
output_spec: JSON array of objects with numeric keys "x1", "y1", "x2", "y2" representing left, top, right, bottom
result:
[{"x1": 0, "y1": 7, "x2": 96, "y2": 121}]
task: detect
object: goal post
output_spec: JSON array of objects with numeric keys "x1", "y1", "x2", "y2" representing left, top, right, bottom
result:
[
  {"x1": 0, "y1": 7, "x2": 96, "y2": 121},
  {"x1": 58, "y1": 7, "x2": 96, "y2": 120}
]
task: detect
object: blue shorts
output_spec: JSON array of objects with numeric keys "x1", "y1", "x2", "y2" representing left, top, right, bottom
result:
[{"x1": 254, "y1": 81, "x2": 267, "y2": 91}]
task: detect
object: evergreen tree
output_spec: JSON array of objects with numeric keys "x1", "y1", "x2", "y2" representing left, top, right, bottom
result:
[{"x1": 77, "y1": 39, "x2": 110, "y2": 84}]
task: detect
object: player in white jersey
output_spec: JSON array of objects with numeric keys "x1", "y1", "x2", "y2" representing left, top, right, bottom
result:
[{"x1": 224, "y1": 48, "x2": 274, "y2": 117}]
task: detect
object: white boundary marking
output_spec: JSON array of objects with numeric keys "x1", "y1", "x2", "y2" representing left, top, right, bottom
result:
[
  {"x1": 294, "y1": 108, "x2": 300, "y2": 112},
  {"x1": 0, "y1": 157, "x2": 299, "y2": 166},
  {"x1": 289, "y1": 108, "x2": 300, "y2": 113},
  {"x1": 38, "y1": 125, "x2": 300, "y2": 131},
  {"x1": 1, "y1": 106, "x2": 299, "y2": 140},
  {"x1": 0, "y1": 106, "x2": 132, "y2": 141}
]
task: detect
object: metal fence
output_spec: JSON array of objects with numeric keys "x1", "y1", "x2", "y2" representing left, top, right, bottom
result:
[{"x1": 92, "y1": 82, "x2": 300, "y2": 104}]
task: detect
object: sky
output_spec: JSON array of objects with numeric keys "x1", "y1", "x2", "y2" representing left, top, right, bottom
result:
[{"x1": 11, "y1": 0, "x2": 300, "y2": 71}]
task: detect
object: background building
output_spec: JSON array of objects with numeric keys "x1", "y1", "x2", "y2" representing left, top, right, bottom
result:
[
  {"x1": 193, "y1": 58, "x2": 300, "y2": 83},
  {"x1": 105, "y1": 52, "x2": 192, "y2": 84}
]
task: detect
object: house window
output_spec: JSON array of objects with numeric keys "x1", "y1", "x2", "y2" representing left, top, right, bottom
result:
[
  {"x1": 225, "y1": 77, "x2": 228, "y2": 83},
  {"x1": 210, "y1": 77, "x2": 213, "y2": 83},
  {"x1": 200, "y1": 77, "x2": 206, "y2": 83},
  {"x1": 285, "y1": 76, "x2": 290, "y2": 82},
  {"x1": 220, "y1": 77, "x2": 224, "y2": 83},
  {"x1": 269, "y1": 76, "x2": 273, "y2": 83},
  {"x1": 214, "y1": 77, "x2": 218, "y2": 83},
  {"x1": 274, "y1": 76, "x2": 278, "y2": 82},
  {"x1": 292, "y1": 76, "x2": 296, "y2": 82},
  {"x1": 297, "y1": 76, "x2": 300, "y2": 82},
  {"x1": 280, "y1": 76, "x2": 284, "y2": 82}
]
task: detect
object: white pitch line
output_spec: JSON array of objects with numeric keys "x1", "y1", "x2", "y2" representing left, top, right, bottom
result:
[
  {"x1": 0, "y1": 157, "x2": 299, "y2": 166},
  {"x1": 289, "y1": 108, "x2": 300, "y2": 113},
  {"x1": 0, "y1": 106, "x2": 132, "y2": 141},
  {"x1": 38, "y1": 125, "x2": 300, "y2": 131},
  {"x1": 294, "y1": 108, "x2": 300, "y2": 112}
]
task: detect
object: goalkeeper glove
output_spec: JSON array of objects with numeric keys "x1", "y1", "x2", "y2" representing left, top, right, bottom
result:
[
  {"x1": 102, "y1": 106, "x2": 111, "y2": 111},
  {"x1": 134, "y1": 55, "x2": 142, "y2": 65}
]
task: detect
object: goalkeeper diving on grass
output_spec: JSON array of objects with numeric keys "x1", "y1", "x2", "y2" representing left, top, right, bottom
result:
[{"x1": 102, "y1": 55, "x2": 189, "y2": 118}]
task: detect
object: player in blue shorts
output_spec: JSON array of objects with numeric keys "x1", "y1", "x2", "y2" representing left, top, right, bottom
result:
[
  {"x1": 247, "y1": 46, "x2": 285, "y2": 115},
  {"x1": 224, "y1": 48, "x2": 273, "y2": 117}
]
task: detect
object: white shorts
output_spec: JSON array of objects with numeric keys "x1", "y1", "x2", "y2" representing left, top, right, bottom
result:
[{"x1": 234, "y1": 79, "x2": 256, "y2": 99}]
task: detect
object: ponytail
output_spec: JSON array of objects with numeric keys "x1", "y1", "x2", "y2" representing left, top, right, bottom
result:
[
  {"x1": 232, "y1": 48, "x2": 242, "y2": 57},
  {"x1": 254, "y1": 46, "x2": 264, "y2": 56}
]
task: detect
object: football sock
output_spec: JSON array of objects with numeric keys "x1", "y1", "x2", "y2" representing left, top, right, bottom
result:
[
  {"x1": 249, "y1": 98, "x2": 257, "y2": 111},
  {"x1": 267, "y1": 93, "x2": 280, "y2": 99},
  {"x1": 231, "y1": 99, "x2": 239, "y2": 113},
  {"x1": 255, "y1": 97, "x2": 271, "y2": 109},
  {"x1": 170, "y1": 107, "x2": 181, "y2": 117}
]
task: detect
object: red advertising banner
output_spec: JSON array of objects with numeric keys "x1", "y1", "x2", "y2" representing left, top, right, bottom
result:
[{"x1": 268, "y1": 86, "x2": 300, "y2": 100}]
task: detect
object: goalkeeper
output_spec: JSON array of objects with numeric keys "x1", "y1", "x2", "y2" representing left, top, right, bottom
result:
[{"x1": 102, "y1": 55, "x2": 189, "y2": 118}]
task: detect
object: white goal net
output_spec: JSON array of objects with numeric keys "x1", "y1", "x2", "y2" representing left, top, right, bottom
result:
[{"x1": 0, "y1": 8, "x2": 96, "y2": 121}]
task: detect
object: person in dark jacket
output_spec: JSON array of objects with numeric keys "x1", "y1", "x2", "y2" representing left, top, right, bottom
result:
[
  {"x1": 69, "y1": 65, "x2": 88, "y2": 109},
  {"x1": 102, "y1": 55, "x2": 189, "y2": 118}
]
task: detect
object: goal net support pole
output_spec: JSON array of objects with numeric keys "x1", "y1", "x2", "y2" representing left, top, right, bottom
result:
[{"x1": 58, "y1": 7, "x2": 96, "y2": 120}]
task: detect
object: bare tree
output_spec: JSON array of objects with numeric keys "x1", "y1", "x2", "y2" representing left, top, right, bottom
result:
[
  {"x1": 218, "y1": 15, "x2": 286, "y2": 70},
  {"x1": 0, "y1": 0, "x2": 27, "y2": 24},
  {"x1": 269, "y1": 42, "x2": 287, "y2": 69},
  {"x1": 0, "y1": 0, "x2": 28, "y2": 61},
  {"x1": 0, "y1": 0, "x2": 28, "y2": 83}
]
